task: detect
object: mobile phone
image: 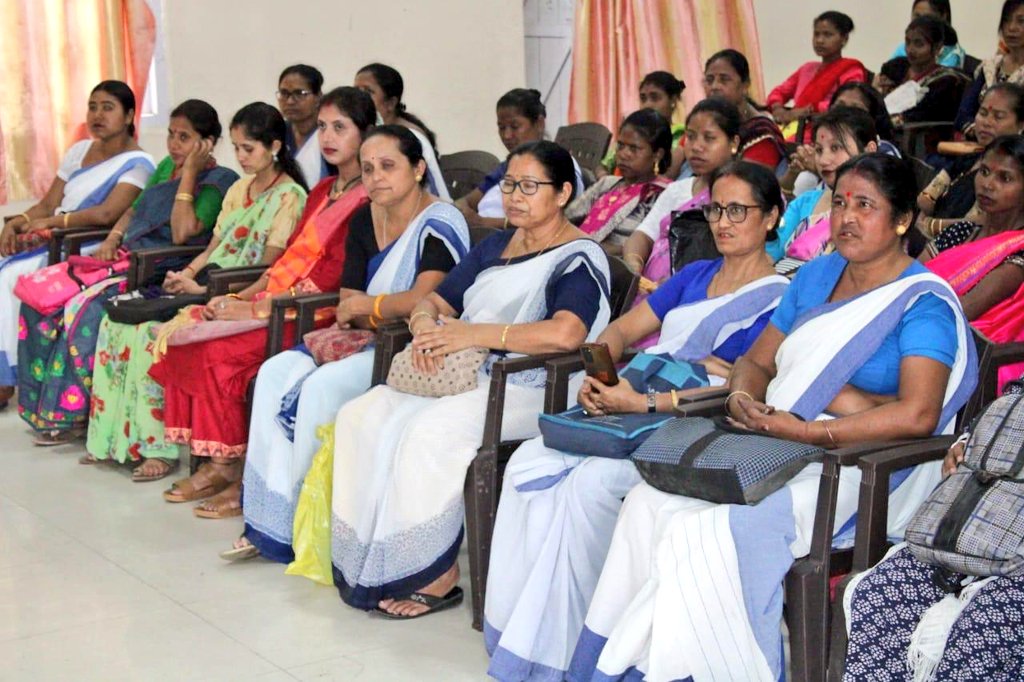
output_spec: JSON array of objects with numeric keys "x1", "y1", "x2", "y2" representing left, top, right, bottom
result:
[{"x1": 580, "y1": 342, "x2": 619, "y2": 386}]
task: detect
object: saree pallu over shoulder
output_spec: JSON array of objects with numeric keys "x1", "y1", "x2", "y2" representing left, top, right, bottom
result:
[
  {"x1": 59, "y1": 148, "x2": 156, "y2": 214},
  {"x1": 578, "y1": 177, "x2": 670, "y2": 244},
  {"x1": 207, "y1": 180, "x2": 307, "y2": 269},
  {"x1": 769, "y1": 271, "x2": 977, "y2": 430},
  {"x1": 462, "y1": 238, "x2": 612, "y2": 387},
  {"x1": 647, "y1": 273, "x2": 789, "y2": 362}
]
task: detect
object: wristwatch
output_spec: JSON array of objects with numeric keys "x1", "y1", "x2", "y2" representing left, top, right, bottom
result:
[{"x1": 646, "y1": 387, "x2": 657, "y2": 413}]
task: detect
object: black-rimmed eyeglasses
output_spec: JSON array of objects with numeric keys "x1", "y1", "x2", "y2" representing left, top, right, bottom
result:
[
  {"x1": 276, "y1": 89, "x2": 315, "y2": 102},
  {"x1": 498, "y1": 178, "x2": 558, "y2": 195},
  {"x1": 702, "y1": 202, "x2": 763, "y2": 223}
]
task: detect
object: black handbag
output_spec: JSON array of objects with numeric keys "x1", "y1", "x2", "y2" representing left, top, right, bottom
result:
[
  {"x1": 631, "y1": 416, "x2": 825, "y2": 505},
  {"x1": 103, "y1": 263, "x2": 217, "y2": 324},
  {"x1": 667, "y1": 208, "x2": 721, "y2": 274}
]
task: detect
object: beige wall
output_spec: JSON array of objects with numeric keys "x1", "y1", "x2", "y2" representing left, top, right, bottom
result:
[
  {"x1": 753, "y1": 0, "x2": 1002, "y2": 94},
  {"x1": 139, "y1": 0, "x2": 525, "y2": 172}
]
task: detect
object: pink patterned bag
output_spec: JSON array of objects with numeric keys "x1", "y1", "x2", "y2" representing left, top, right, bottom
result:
[{"x1": 15, "y1": 252, "x2": 130, "y2": 316}]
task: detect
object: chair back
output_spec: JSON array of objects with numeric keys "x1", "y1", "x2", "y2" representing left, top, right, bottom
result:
[
  {"x1": 908, "y1": 156, "x2": 938, "y2": 191},
  {"x1": 554, "y1": 123, "x2": 612, "y2": 173},
  {"x1": 469, "y1": 226, "x2": 500, "y2": 246},
  {"x1": 962, "y1": 54, "x2": 981, "y2": 78},
  {"x1": 608, "y1": 255, "x2": 638, "y2": 320},
  {"x1": 439, "y1": 150, "x2": 501, "y2": 200}
]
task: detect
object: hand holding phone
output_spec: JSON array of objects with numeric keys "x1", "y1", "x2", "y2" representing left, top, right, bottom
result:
[{"x1": 580, "y1": 342, "x2": 618, "y2": 386}]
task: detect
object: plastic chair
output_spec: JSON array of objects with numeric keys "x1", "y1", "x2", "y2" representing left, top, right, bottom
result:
[
  {"x1": 439, "y1": 150, "x2": 501, "y2": 201},
  {"x1": 554, "y1": 123, "x2": 613, "y2": 174}
]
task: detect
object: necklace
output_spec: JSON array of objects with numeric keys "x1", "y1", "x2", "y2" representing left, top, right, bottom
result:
[
  {"x1": 247, "y1": 170, "x2": 284, "y2": 206},
  {"x1": 505, "y1": 220, "x2": 570, "y2": 266},
  {"x1": 329, "y1": 174, "x2": 360, "y2": 200},
  {"x1": 380, "y1": 190, "x2": 426, "y2": 247}
]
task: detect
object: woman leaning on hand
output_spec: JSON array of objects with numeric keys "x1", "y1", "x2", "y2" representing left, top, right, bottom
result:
[{"x1": 325, "y1": 140, "x2": 612, "y2": 619}]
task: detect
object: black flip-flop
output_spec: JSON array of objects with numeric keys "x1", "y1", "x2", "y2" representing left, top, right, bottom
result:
[{"x1": 374, "y1": 586, "x2": 464, "y2": 620}]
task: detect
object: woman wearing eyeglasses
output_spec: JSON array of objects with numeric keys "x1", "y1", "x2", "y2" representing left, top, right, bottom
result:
[
  {"x1": 323, "y1": 141, "x2": 612, "y2": 619},
  {"x1": 484, "y1": 161, "x2": 789, "y2": 680},
  {"x1": 277, "y1": 64, "x2": 330, "y2": 187}
]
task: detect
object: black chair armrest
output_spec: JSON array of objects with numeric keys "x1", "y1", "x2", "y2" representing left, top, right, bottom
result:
[
  {"x1": 850, "y1": 435, "x2": 956, "y2": 570},
  {"x1": 53, "y1": 229, "x2": 115, "y2": 264},
  {"x1": 206, "y1": 266, "x2": 269, "y2": 297},
  {"x1": 544, "y1": 353, "x2": 586, "y2": 414},
  {"x1": 291, "y1": 292, "x2": 341, "y2": 340},
  {"x1": 371, "y1": 323, "x2": 414, "y2": 386},
  {"x1": 47, "y1": 226, "x2": 110, "y2": 265},
  {"x1": 129, "y1": 246, "x2": 205, "y2": 289},
  {"x1": 265, "y1": 294, "x2": 304, "y2": 356}
]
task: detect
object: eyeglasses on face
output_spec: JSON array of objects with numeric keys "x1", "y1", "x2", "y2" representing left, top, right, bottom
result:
[
  {"x1": 702, "y1": 202, "x2": 763, "y2": 223},
  {"x1": 498, "y1": 177, "x2": 558, "y2": 195},
  {"x1": 276, "y1": 89, "x2": 315, "y2": 102}
]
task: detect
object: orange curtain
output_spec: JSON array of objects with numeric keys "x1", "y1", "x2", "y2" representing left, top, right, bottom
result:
[
  {"x1": 569, "y1": 0, "x2": 765, "y2": 132},
  {"x1": 0, "y1": 0, "x2": 156, "y2": 203}
]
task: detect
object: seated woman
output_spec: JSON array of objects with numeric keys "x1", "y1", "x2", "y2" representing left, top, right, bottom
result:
[
  {"x1": 484, "y1": 161, "x2": 790, "y2": 681},
  {"x1": 17, "y1": 99, "x2": 238, "y2": 445},
  {"x1": 955, "y1": 0, "x2": 1024, "y2": 137},
  {"x1": 151, "y1": 90, "x2": 396, "y2": 518},
  {"x1": 0, "y1": 80, "x2": 154, "y2": 407},
  {"x1": 328, "y1": 141, "x2": 612, "y2": 618},
  {"x1": 354, "y1": 62, "x2": 450, "y2": 201},
  {"x1": 571, "y1": 153, "x2": 976, "y2": 682},
  {"x1": 917, "y1": 83, "x2": 1024, "y2": 239},
  {"x1": 277, "y1": 64, "x2": 329, "y2": 187},
  {"x1": 566, "y1": 109, "x2": 672, "y2": 253},
  {"x1": 842, "y1": 435, "x2": 1024, "y2": 679},
  {"x1": 222, "y1": 122, "x2": 470, "y2": 543},
  {"x1": 703, "y1": 49, "x2": 786, "y2": 171},
  {"x1": 767, "y1": 11, "x2": 867, "y2": 139},
  {"x1": 456, "y1": 89, "x2": 547, "y2": 229},
  {"x1": 923, "y1": 134, "x2": 1024, "y2": 387},
  {"x1": 621, "y1": 99, "x2": 739, "y2": 316},
  {"x1": 600, "y1": 72, "x2": 687, "y2": 179},
  {"x1": 888, "y1": 16, "x2": 970, "y2": 134},
  {"x1": 889, "y1": 0, "x2": 966, "y2": 69},
  {"x1": 781, "y1": 84, "x2": 898, "y2": 199},
  {"x1": 84, "y1": 103, "x2": 307, "y2": 476},
  {"x1": 770, "y1": 107, "x2": 879, "y2": 264}
]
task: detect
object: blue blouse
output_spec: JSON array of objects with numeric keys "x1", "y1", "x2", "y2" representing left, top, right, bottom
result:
[
  {"x1": 770, "y1": 253, "x2": 957, "y2": 395},
  {"x1": 435, "y1": 231, "x2": 602, "y2": 329},
  {"x1": 647, "y1": 259, "x2": 772, "y2": 363},
  {"x1": 768, "y1": 187, "x2": 825, "y2": 262}
]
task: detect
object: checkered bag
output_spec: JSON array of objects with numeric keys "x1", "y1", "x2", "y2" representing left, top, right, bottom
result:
[
  {"x1": 631, "y1": 416, "x2": 825, "y2": 505},
  {"x1": 906, "y1": 393, "x2": 1024, "y2": 577}
]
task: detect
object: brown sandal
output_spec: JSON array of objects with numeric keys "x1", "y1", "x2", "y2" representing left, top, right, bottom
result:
[
  {"x1": 162, "y1": 465, "x2": 233, "y2": 503},
  {"x1": 193, "y1": 481, "x2": 242, "y2": 519}
]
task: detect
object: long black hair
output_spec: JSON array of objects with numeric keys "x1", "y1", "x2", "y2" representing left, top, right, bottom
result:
[
  {"x1": 619, "y1": 109, "x2": 673, "y2": 174},
  {"x1": 357, "y1": 63, "x2": 438, "y2": 151},
  {"x1": 91, "y1": 80, "x2": 137, "y2": 137},
  {"x1": 230, "y1": 102, "x2": 309, "y2": 192}
]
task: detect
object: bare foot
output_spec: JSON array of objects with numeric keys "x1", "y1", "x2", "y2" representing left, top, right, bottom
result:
[{"x1": 378, "y1": 562, "x2": 460, "y2": 617}]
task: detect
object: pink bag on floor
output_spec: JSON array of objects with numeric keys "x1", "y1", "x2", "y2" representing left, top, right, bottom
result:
[{"x1": 15, "y1": 252, "x2": 130, "y2": 315}]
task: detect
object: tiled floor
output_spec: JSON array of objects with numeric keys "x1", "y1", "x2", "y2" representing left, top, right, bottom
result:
[{"x1": 0, "y1": 408, "x2": 490, "y2": 681}]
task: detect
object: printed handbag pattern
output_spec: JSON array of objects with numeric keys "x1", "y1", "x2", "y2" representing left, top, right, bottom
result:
[{"x1": 386, "y1": 345, "x2": 488, "y2": 397}]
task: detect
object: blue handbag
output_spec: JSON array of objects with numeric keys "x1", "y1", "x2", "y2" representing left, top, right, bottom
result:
[{"x1": 538, "y1": 353, "x2": 709, "y2": 459}]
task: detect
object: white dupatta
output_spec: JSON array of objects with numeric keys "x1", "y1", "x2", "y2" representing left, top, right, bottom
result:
[
  {"x1": 365, "y1": 202, "x2": 469, "y2": 296},
  {"x1": 462, "y1": 237, "x2": 611, "y2": 386}
]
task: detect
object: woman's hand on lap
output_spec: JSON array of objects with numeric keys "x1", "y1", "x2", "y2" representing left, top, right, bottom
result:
[
  {"x1": 578, "y1": 376, "x2": 643, "y2": 416},
  {"x1": 411, "y1": 315, "x2": 478, "y2": 358}
]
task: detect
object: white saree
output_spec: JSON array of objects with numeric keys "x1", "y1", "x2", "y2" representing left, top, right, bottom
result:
[{"x1": 328, "y1": 238, "x2": 611, "y2": 609}]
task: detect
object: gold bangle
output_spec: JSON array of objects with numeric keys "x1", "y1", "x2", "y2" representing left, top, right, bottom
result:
[
  {"x1": 726, "y1": 390, "x2": 755, "y2": 416},
  {"x1": 822, "y1": 420, "x2": 838, "y2": 449},
  {"x1": 368, "y1": 314, "x2": 379, "y2": 329},
  {"x1": 625, "y1": 253, "x2": 645, "y2": 271},
  {"x1": 500, "y1": 324, "x2": 511, "y2": 350},
  {"x1": 408, "y1": 310, "x2": 435, "y2": 332},
  {"x1": 226, "y1": 293, "x2": 243, "y2": 300},
  {"x1": 110, "y1": 230, "x2": 125, "y2": 242},
  {"x1": 670, "y1": 388, "x2": 681, "y2": 411},
  {"x1": 63, "y1": 213, "x2": 70, "y2": 229},
  {"x1": 183, "y1": 265, "x2": 196, "y2": 276},
  {"x1": 175, "y1": 192, "x2": 195, "y2": 203},
  {"x1": 18, "y1": 212, "x2": 31, "y2": 224},
  {"x1": 373, "y1": 294, "x2": 386, "y2": 320}
]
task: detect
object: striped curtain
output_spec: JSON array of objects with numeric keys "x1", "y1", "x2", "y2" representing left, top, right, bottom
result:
[
  {"x1": 0, "y1": 0, "x2": 156, "y2": 203},
  {"x1": 569, "y1": 0, "x2": 765, "y2": 132}
]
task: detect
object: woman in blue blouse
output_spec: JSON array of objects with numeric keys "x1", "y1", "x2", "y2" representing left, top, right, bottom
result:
[{"x1": 485, "y1": 162, "x2": 791, "y2": 681}]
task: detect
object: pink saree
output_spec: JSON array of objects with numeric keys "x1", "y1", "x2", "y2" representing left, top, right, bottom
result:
[{"x1": 927, "y1": 229, "x2": 1024, "y2": 389}]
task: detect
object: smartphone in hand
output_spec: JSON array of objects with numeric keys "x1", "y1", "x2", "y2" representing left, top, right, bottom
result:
[{"x1": 580, "y1": 343, "x2": 619, "y2": 386}]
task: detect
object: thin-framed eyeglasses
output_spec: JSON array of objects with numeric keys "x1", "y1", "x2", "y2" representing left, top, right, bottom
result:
[
  {"x1": 703, "y1": 202, "x2": 763, "y2": 223},
  {"x1": 499, "y1": 177, "x2": 558, "y2": 195},
  {"x1": 276, "y1": 89, "x2": 315, "y2": 102}
]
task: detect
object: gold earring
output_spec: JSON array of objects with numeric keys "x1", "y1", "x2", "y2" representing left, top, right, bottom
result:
[
  {"x1": 653, "y1": 160, "x2": 660, "y2": 174},
  {"x1": 896, "y1": 224, "x2": 908, "y2": 236},
  {"x1": 415, "y1": 174, "x2": 423, "y2": 182}
]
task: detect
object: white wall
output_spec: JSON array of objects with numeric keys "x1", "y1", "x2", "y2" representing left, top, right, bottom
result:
[
  {"x1": 138, "y1": 0, "x2": 526, "y2": 171},
  {"x1": 753, "y1": 0, "x2": 1003, "y2": 93}
]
